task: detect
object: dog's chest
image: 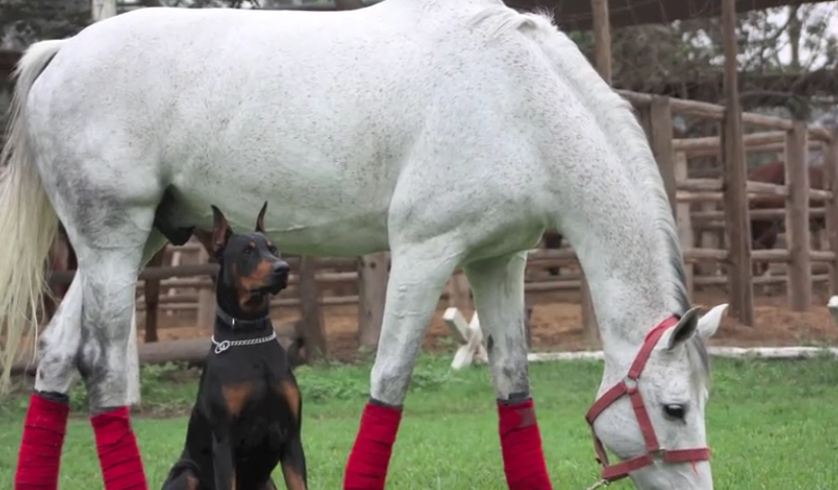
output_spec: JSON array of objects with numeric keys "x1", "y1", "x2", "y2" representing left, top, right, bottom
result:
[{"x1": 203, "y1": 350, "x2": 298, "y2": 449}]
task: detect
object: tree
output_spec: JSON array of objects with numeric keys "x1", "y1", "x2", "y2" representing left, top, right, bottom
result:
[{"x1": 569, "y1": 3, "x2": 837, "y2": 119}]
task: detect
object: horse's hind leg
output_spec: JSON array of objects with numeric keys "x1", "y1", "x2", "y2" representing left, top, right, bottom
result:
[
  {"x1": 57, "y1": 207, "x2": 154, "y2": 489},
  {"x1": 15, "y1": 272, "x2": 83, "y2": 488},
  {"x1": 20, "y1": 218, "x2": 156, "y2": 489},
  {"x1": 121, "y1": 229, "x2": 169, "y2": 406},
  {"x1": 465, "y1": 253, "x2": 553, "y2": 490}
]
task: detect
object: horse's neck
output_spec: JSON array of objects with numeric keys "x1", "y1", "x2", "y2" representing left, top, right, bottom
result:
[
  {"x1": 552, "y1": 136, "x2": 685, "y2": 369},
  {"x1": 565, "y1": 212, "x2": 680, "y2": 387},
  {"x1": 572, "y1": 221, "x2": 677, "y2": 355},
  {"x1": 523, "y1": 20, "x2": 686, "y2": 363}
]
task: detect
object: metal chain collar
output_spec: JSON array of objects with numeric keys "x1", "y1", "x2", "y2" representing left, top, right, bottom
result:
[{"x1": 211, "y1": 331, "x2": 277, "y2": 354}]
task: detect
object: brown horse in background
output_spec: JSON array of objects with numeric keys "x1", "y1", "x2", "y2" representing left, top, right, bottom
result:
[{"x1": 749, "y1": 160, "x2": 825, "y2": 251}]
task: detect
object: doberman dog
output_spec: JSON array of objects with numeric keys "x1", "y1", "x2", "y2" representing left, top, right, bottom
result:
[{"x1": 162, "y1": 203, "x2": 307, "y2": 490}]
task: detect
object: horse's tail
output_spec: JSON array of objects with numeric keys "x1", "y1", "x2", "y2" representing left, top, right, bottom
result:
[{"x1": 0, "y1": 40, "x2": 66, "y2": 391}]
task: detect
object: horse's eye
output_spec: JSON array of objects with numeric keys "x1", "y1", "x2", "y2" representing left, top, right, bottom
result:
[
  {"x1": 268, "y1": 245, "x2": 278, "y2": 254},
  {"x1": 663, "y1": 404, "x2": 686, "y2": 420}
]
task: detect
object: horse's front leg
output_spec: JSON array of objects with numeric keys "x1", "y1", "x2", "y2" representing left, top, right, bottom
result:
[
  {"x1": 343, "y1": 240, "x2": 461, "y2": 490},
  {"x1": 465, "y1": 252, "x2": 553, "y2": 490}
]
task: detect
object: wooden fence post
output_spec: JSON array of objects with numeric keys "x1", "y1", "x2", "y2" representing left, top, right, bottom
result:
[
  {"x1": 591, "y1": 0, "x2": 612, "y2": 84},
  {"x1": 674, "y1": 152, "x2": 695, "y2": 296},
  {"x1": 298, "y1": 257, "x2": 327, "y2": 360},
  {"x1": 786, "y1": 121, "x2": 812, "y2": 310},
  {"x1": 699, "y1": 201, "x2": 722, "y2": 277},
  {"x1": 143, "y1": 249, "x2": 166, "y2": 343},
  {"x1": 721, "y1": 0, "x2": 755, "y2": 325},
  {"x1": 447, "y1": 270, "x2": 473, "y2": 314},
  {"x1": 647, "y1": 96, "x2": 677, "y2": 216},
  {"x1": 358, "y1": 253, "x2": 389, "y2": 351},
  {"x1": 196, "y1": 246, "x2": 216, "y2": 333},
  {"x1": 825, "y1": 132, "x2": 838, "y2": 295}
]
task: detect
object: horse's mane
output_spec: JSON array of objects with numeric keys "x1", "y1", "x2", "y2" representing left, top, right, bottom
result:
[
  {"x1": 520, "y1": 10, "x2": 711, "y2": 378},
  {"x1": 517, "y1": 11, "x2": 690, "y2": 313},
  {"x1": 468, "y1": 5, "x2": 708, "y2": 374}
]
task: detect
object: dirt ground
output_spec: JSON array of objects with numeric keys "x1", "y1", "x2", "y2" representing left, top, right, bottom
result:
[{"x1": 147, "y1": 285, "x2": 838, "y2": 363}]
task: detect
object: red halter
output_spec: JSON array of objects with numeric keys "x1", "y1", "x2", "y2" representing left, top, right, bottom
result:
[{"x1": 585, "y1": 315, "x2": 711, "y2": 482}]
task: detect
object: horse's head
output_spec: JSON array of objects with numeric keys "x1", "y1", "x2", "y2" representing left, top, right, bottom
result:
[{"x1": 588, "y1": 304, "x2": 727, "y2": 489}]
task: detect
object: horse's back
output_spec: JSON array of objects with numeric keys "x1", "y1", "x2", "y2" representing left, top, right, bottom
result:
[{"x1": 25, "y1": 1, "x2": 564, "y2": 256}]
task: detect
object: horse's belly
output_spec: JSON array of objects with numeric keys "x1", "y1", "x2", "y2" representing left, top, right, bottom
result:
[{"x1": 170, "y1": 166, "x2": 392, "y2": 257}]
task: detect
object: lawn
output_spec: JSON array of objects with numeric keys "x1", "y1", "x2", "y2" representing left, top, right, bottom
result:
[{"x1": 1, "y1": 355, "x2": 837, "y2": 489}]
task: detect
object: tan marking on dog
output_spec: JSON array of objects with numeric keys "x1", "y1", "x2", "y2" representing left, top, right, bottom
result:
[
  {"x1": 222, "y1": 382, "x2": 253, "y2": 417},
  {"x1": 241, "y1": 259, "x2": 272, "y2": 287},
  {"x1": 186, "y1": 474, "x2": 200, "y2": 490},
  {"x1": 259, "y1": 480, "x2": 279, "y2": 490},
  {"x1": 281, "y1": 463, "x2": 307, "y2": 490},
  {"x1": 275, "y1": 379, "x2": 301, "y2": 420},
  {"x1": 233, "y1": 260, "x2": 273, "y2": 311}
]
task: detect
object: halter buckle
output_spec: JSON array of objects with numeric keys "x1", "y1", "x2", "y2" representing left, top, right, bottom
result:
[{"x1": 624, "y1": 377, "x2": 638, "y2": 394}]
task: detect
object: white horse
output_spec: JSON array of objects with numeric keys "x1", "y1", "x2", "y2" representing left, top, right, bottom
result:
[{"x1": 0, "y1": 1, "x2": 726, "y2": 488}]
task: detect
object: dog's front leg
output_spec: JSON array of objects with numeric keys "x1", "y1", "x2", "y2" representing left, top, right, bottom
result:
[
  {"x1": 280, "y1": 435, "x2": 307, "y2": 490},
  {"x1": 212, "y1": 427, "x2": 236, "y2": 490}
]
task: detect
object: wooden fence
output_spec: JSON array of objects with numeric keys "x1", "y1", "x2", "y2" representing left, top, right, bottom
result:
[{"x1": 618, "y1": 90, "x2": 837, "y2": 323}]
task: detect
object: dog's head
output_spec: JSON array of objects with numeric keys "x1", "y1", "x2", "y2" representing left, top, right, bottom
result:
[{"x1": 210, "y1": 203, "x2": 290, "y2": 317}]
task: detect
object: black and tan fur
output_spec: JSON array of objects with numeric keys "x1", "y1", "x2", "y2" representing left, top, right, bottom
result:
[{"x1": 162, "y1": 204, "x2": 306, "y2": 490}]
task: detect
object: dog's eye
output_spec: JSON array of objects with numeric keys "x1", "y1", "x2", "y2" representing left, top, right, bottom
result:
[{"x1": 663, "y1": 404, "x2": 687, "y2": 420}]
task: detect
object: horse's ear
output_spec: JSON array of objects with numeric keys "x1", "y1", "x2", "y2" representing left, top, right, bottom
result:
[
  {"x1": 697, "y1": 304, "x2": 727, "y2": 340},
  {"x1": 663, "y1": 307, "x2": 701, "y2": 350},
  {"x1": 211, "y1": 205, "x2": 232, "y2": 255},
  {"x1": 255, "y1": 201, "x2": 268, "y2": 233}
]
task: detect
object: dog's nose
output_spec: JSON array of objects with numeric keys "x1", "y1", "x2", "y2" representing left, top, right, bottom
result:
[{"x1": 273, "y1": 261, "x2": 290, "y2": 277}]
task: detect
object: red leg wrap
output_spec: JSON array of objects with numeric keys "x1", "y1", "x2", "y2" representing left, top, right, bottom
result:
[
  {"x1": 15, "y1": 393, "x2": 70, "y2": 490},
  {"x1": 498, "y1": 398, "x2": 553, "y2": 490},
  {"x1": 90, "y1": 406, "x2": 148, "y2": 490},
  {"x1": 343, "y1": 401, "x2": 403, "y2": 490}
]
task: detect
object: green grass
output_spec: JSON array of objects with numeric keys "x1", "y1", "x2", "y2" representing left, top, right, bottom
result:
[{"x1": 1, "y1": 356, "x2": 837, "y2": 489}]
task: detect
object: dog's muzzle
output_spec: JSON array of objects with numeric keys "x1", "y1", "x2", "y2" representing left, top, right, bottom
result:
[{"x1": 269, "y1": 261, "x2": 290, "y2": 293}]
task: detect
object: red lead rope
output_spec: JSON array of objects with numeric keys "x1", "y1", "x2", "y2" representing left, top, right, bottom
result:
[{"x1": 585, "y1": 315, "x2": 711, "y2": 482}]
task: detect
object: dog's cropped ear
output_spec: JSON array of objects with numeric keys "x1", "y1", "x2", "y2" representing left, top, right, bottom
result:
[
  {"x1": 255, "y1": 201, "x2": 268, "y2": 233},
  {"x1": 211, "y1": 205, "x2": 232, "y2": 256}
]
